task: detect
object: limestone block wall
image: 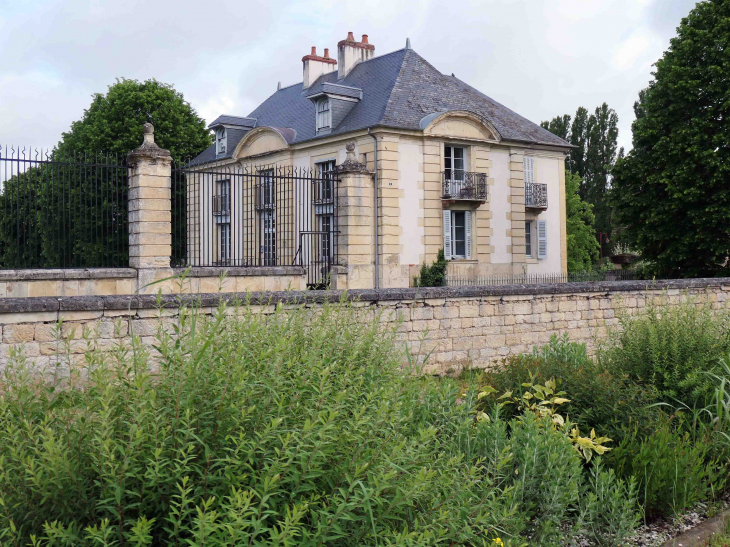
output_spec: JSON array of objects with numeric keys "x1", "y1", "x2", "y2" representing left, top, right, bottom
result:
[
  {"x1": 0, "y1": 267, "x2": 307, "y2": 298},
  {"x1": 1, "y1": 279, "x2": 728, "y2": 374}
]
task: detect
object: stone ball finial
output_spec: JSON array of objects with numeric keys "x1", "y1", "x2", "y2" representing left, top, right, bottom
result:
[
  {"x1": 143, "y1": 123, "x2": 154, "y2": 134},
  {"x1": 346, "y1": 142, "x2": 355, "y2": 153},
  {"x1": 337, "y1": 141, "x2": 369, "y2": 174}
]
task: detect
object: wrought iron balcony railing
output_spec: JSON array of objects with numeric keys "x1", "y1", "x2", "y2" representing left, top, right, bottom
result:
[
  {"x1": 441, "y1": 171, "x2": 488, "y2": 201},
  {"x1": 212, "y1": 194, "x2": 230, "y2": 215},
  {"x1": 525, "y1": 183, "x2": 548, "y2": 208}
]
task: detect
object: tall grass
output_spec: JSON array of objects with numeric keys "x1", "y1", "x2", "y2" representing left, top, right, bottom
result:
[
  {"x1": 0, "y1": 297, "x2": 638, "y2": 547},
  {"x1": 598, "y1": 297, "x2": 730, "y2": 407}
]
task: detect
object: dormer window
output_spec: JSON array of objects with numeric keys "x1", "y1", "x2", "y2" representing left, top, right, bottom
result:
[
  {"x1": 215, "y1": 127, "x2": 227, "y2": 155},
  {"x1": 316, "y1": 98, "x2": 331, "y2": 132}
]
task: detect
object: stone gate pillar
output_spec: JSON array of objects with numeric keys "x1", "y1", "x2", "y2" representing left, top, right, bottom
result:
[
  {"x1": 127, "y1": 123, "x2": 172, "y2": 269},
  {"x1": 336, "y1": 142, "x2": 375, "y2": 289}
]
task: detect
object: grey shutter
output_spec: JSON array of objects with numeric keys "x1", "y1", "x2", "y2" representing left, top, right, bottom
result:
[
  {"x1": 465, "y1": 210, "x2": 472, "y2": 259},
  {"x1": 524, "y1": 156, "x2": 534, "y2": 185},
  {"x1": 537, "y1": 219, "x2": 547, "y2": 259},
  {"x1": 443, "y1": 210, "x2": 452, "y2": 260}
]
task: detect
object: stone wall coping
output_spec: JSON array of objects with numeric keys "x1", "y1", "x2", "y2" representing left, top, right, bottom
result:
[
  {"x1": 0, "y1": 268, "x2": 138, "y2": 281},
  {"x1": 174, "y1": 266, "x2": 306, "y2": 278},
  {"x1": 1, "y1": 277, "x2": 728, "y2": 315}
]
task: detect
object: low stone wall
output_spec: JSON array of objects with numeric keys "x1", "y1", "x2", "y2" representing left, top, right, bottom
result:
[
  {"x1": 1, "y1": 278, "x2": 728, "y2": 374},
  {"x1": 0, "y1": 266, "x2": 308, "y2": 298}
]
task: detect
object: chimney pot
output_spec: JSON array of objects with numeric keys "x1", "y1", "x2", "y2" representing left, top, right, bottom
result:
[
  {"x1": 361, "y1": 34, "x2": 369, "y2": 44},
  {"x1": 324, "y1": 48, "x2": 330, "y2": 58},
  {"x1": 311, "y1": 46, "x2": 316, "y2": 55},
  {"x1": 346, "y1": 31, "x2": 355, "y2": 41}
]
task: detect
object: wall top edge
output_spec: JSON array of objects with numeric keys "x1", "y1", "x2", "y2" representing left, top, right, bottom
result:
[
  {"x1": 1, "y1": 278, "x2": 728, "y2": 316},
  {"x1": 0, "y1": 269, "x2": 138, "y2": 281},
  {"x1": 174, "y1": 266, "x2": 306, "y2": 278}
]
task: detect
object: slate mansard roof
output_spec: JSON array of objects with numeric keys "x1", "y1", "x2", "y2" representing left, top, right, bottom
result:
[{"x1": 193, "y1": 47, "x2": 570, "y2": 164}]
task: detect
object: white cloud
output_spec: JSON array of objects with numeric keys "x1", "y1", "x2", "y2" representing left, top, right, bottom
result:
[{"x1": 0, "y1": 0, "x2": 698, "y2": 154}]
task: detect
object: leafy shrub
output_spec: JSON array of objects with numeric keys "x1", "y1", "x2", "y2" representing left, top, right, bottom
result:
[
  {"x1": 482, "y1": 334, "x2": 660, "y2": 442},
  {"x1": 579, "y1": 460, "x2": 640, "y2": 547},
  {"x1": 0, "y1": 299, "x2": 640, "y2": 547},
  {"x1": 413, "y1": 249, "x2": 447, "y2": 287},
  {"x1": 599, "y1": 299, "x2": 730, "y2": 407},
  {"x1": 611, "y1": 420, "x2": 717, "y2": 518}
]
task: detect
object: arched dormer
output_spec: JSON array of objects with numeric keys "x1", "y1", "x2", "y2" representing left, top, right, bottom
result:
[
  {"x1": 232, "y1": 126, "x2": 296, "y2": 159},
  {"x1": 419, "y1": 110, "x2": 501, "y2": 143}
]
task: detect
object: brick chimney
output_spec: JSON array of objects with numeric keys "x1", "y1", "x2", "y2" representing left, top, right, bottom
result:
[
  {"x1": 337, "y1": 32, "x2": 374, "y2": 80},
  {"x1": 302, "y1": 46, "x2": 337, "y2": 89}
]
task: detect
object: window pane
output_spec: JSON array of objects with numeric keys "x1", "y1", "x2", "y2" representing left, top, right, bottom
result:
[
  {"x1": 525, "y1": 221, "x2": 532, "y2": 257},
  {"x1": 452, "y1": 211, "x2": 466, "y2": 257}
]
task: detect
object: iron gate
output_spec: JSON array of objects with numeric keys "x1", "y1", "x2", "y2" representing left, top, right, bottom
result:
[{"x1": 172, "y1": 162, "x2": 339, "y2": 288}]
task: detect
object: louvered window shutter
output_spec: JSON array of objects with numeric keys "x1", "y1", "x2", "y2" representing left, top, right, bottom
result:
[
  {"x1": 443, "y1": 210, "x2": 452, "y2": 260},
  {"x1": 465, "y1": 210, "x2": 472, "y2": 259},
  {"x1": 537, "y1": 219, "x2": 547, "y2": 259},
  {"x1": 524, "y1": 156, "x2": 534, "y2": 185}
]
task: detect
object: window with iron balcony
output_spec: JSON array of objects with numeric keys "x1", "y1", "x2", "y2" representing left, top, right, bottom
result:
[{"x1": 442, "y1": 145, "x2": 487, "y2": 201}]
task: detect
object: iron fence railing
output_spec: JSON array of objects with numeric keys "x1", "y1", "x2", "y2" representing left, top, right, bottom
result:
[
  {"x1": 442, "y1": 171, "x2": 488, "y2": 201},
  {"x1": 525, "y1": 182, "x2": 548, "y2": 208},
  {"x1": 0, "y1": 146, "x2": 129, "y2": 269},
  {"x1": 172, "y1": 162, "x2": 340, "y2": 288},
  {"x1": 446, "y1": 270, "x2": 639, "y2": 287}
]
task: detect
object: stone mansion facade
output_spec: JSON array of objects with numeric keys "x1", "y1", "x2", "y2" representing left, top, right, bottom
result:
[{"x1": 191, "y1": 32, "x2": 572, "y2": 289}]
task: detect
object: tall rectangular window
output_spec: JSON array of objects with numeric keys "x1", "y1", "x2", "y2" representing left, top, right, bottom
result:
[
  {"x1": 214, "y1": 179, "x2": 231, "y2": 264},
  {"x1": 316, "y1": 160, "x2": 336, "y2": 202},
  {"x1": 316, "y1": 99, "x2": 331, "y2": 132},
  {"x1": 258, "y1": 169, "x2": 276, "y2": 266},
  {"x1": 444, "y1": 145, "x2": 466, "y2": 182},
  {"x1": 443, "y1": 209, "x2": 472, "y2": 260},
  {"x1": 525, "y1": 220, "x2": 534, "y2": 258}
]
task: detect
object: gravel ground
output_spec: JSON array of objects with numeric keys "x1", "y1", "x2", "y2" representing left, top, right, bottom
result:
[{"x1": 625, "y1": 493, "x2": 730, "y2": 547}]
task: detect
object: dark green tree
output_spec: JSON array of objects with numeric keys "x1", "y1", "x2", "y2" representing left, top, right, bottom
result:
[
  {"x1": 0, "y1": 79, "x2": 211, "y2": 268},
  {"x1": 611, "y1": 0, "x2": 730, "y2": 278},
  {"x1": 565, "y1": 171, "x2": 600, "y2": 271}
]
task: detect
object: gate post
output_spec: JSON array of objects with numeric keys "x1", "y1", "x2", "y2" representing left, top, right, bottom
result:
[
  {"x1": 127, "y1": 124, "x2": 173, "y2": 290},
  {"x1": 336, "y1": 142, "x2": 375, "y2": 289}
]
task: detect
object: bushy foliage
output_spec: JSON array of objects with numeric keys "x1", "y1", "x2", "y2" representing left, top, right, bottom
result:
[
  {"x1": 599, "y1": 299, "x2": 730, "y2": 407},
  {"x1": 413, "y1": 249, "x2": 447, "y2": 287},
  {"x1": 481, "y1": 334, "x2": 660, "y2": 442},
  {"x1": 565, "y1": 171, "x2": 600, "y2": 272},
  {"x1": 611, "y1": 421, "x2": 718, "y2": 518},
  {"x1": 0, "y1": 299, "x2": 638, "y2": 547}
]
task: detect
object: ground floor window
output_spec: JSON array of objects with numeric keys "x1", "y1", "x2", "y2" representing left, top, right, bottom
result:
[
  {"x1": 218, "y1": 222, "x2": 230, "y2": 264},
  {"x1": 525, "y1": 220, "x2": 533, "y2": 258},
  {"x1": 261, "y1": 210, "x2": 276, "y2": 266},
  {"x1": 443, "y1": 209, "x2": 472, "y2": 260},
  {"x1": 319, "y1": 214, "x2": 333, "y2": 262}
]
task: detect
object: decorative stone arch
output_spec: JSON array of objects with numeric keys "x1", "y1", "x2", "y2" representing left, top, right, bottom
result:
[
  {"x1": 232, "y1": 126, "x2": 296, "y2": 159},
  {"x1": 420, "y1": 110, "x2": 501, "y2": 143}
]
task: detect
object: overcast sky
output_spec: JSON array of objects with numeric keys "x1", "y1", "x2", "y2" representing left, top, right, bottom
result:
[{"x1": 0, "y1": 0, "x2": 698, "y2": 153}]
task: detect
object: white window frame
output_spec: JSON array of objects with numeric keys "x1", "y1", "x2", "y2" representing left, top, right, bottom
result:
[
  {"x1": 315, "y1": 159, "x2": 336, "y2": 202},
  {"x1": 316, "y1": 98, "x2": 331, "y2": 132},
  {"x1": 525, "y1": 220, "x2": 533, "y2": 258},
  {"x1": 443, "y1": 209, "x2": 472, "y2": 260},
  {"x1": 215, "y1": 127, "x2": 227, "y2": 155}
]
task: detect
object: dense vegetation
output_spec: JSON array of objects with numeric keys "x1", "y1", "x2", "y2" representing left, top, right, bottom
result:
[
  {"x1": 611, "y1": 0, "x2": 730, "y2": 278},
  {"x1": 1, "y1": 292, "x2": 729, "y2": 545},
  {"x1": 479, "y1": 298, "x2": 730, "y2": 522},
  {"x1": 0, "y1": 297, "x2": 640, "y2": 547}
]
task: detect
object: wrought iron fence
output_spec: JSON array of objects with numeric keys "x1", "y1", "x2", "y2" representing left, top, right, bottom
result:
[
  {"x1": 172, "y1": 162, "x2": 339, "y2": 288},
  {"x1": 0, "y1": 146, "x2": 129, "y2": 269},
  {"x1": 441, "y1": 171, "x2": 488, "y2": 200},
  {"x1": 525, "y1": 182, "x2": 548, "y2": 208},
  {"x1": 446, "y1": 269, "x2": 639, "y2": 287}
]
